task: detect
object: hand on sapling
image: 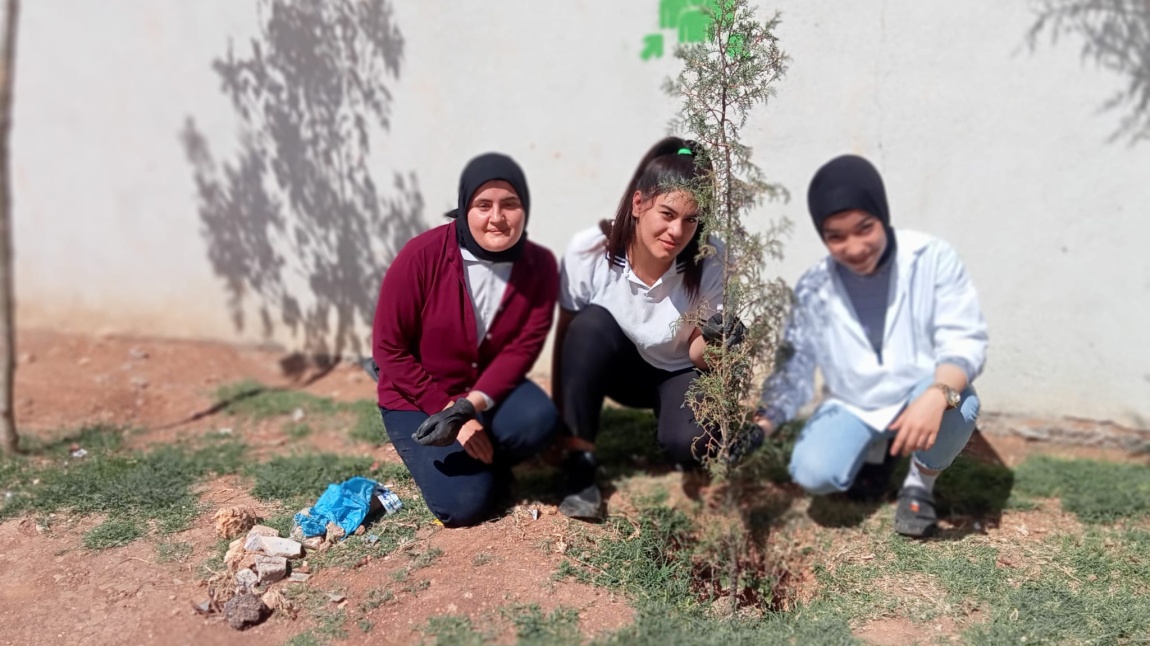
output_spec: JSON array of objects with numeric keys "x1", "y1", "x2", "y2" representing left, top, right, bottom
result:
[{"x1": 700, "y1": 311, "x2": 747, "y2": 348}]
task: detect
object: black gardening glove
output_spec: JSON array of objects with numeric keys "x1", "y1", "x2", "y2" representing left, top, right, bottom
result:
[
  {"x1": 412, "y1": 398, "x2": 478, "y2": 447},
  {"x1": 700, "y1": 311, "x2": 746, "y2": 348}
]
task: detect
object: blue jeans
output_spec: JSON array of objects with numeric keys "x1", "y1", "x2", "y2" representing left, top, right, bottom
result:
[
  {"x1": 381, "y1": 380, "x2": 558, "y2": 527},
  {"x1": 789, "y1": 378, "x2": 980, "y2": 495}
]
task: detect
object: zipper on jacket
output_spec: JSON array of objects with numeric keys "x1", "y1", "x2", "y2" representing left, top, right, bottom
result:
[{"x1": 876, "y1": 348, "x2": 883, "y2": 365}]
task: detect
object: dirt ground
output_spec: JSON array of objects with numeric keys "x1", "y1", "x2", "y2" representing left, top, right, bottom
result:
[{"x1": 0, "y1": 329, "x2": 1144, "y2": 645}]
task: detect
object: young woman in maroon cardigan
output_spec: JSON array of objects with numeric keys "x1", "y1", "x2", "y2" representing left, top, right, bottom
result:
[{"x1": 372, "y1": 153, "x2": 559, "y2": 527}]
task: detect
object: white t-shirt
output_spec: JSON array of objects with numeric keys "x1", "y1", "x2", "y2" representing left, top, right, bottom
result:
[
  {"x1": 460, "y1": 247, "x2": 512, "y2": 409},
  {"x1": 558, "y1": 226, "x2": 725, "y2": 371},
  {"x1": 460, "y1": 248, "x2": 512, "y2": 346}
]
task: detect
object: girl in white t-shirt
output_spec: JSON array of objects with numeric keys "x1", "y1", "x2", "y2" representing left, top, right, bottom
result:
[{"x1": 551, "y1": 137, "x2": 744, "y2": 519}]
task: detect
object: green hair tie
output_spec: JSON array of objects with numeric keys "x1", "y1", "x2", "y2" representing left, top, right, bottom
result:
[{"x1": 677, "y1": 147, "x2": 693, "y2": 155}]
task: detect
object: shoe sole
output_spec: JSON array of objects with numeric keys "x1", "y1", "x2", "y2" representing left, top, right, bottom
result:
[
  {"x1": 894, "y1": 517, "x2": 937, "y2": 538},
  {"x1": 559, "y1": 486, "x2": 602, "y2": 520},
  {"x1": 559, "y1": 498, "x2": 601, "y2": 519}
]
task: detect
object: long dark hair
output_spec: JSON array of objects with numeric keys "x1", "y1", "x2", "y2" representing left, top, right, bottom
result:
[{"x1": 603, "y1": 136, "x2": 712, "y2": 300}]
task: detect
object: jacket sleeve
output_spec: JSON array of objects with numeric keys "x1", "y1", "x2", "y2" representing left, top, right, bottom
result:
[
  {"x1": 473, "y1": 248, "x2": 559, "y2": 403},
  {"x1": 929, "y1": 240, "x2": 988, "y2": 381},
  {"x1": 372, "y1": 244, "x2": 454, "y2": 414},
  {"x1": 758, "y1": 280, "x2": 819, "y2": 426}
]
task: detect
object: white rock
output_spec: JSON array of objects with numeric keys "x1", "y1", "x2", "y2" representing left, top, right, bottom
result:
[
  {"x1": 255, "y1": 555, "x2": 288, "y2": 584},
  {"x1": 234, "y1": 568, "x2": 258, "y2": 591},
  {"x1": 246, "y1": 525, "x2": 281, "y2": 540},
  {"x1": 244, "y1": 535, "x2": 303, "y2": 559}
]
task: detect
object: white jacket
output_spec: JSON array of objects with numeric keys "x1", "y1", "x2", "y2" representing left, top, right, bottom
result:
[{"x1": 761, "y1": 229, "x2": 988, "y2": 431}]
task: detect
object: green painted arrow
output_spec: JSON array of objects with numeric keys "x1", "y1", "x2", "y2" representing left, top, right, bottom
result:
[{"x1": 641, "y1": 33, "x2": 664, "y2": 60}]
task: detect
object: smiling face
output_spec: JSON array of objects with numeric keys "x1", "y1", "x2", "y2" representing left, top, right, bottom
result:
[
  {"x1": 630, "y1": 189, "x2": 700, "y2": 265},
  {"x1": 466, "y1": 180, "x2": 525, "y2": 252},
  {"x1": 820, "y1": 209, "x2": 889, "y2": 275}
]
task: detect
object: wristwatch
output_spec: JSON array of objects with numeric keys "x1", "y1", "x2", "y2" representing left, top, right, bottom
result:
[{"x1": 931, "y1": 383, "x2": 961, "y2": 410}]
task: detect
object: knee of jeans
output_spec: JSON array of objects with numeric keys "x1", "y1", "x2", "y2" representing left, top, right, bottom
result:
[
  {"x1": 788, "y1": 449, "x2": 849, "y2": 495},
  {"x1": 425, "y1": 483, "x2": 492, "y2": 528},
  {"x1": 511, "y1": 405, "x2": 560, "y2": 452},
  {"x1": 959, "y1": 391, "x2": 981, "y2": 425}
]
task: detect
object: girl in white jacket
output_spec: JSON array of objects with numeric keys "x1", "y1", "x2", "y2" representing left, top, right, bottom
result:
[{"x1": 755, "y1": 154, "x2": 987, "y2": 537}]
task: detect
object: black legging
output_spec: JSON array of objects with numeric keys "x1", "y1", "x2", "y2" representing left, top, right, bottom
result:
[{"x1": 560, "y1": 305, "x2": 716, "y2": 466}]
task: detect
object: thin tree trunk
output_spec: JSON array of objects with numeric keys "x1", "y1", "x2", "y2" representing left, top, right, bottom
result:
[{"x1": 0, "y1": 0, "x2": 19, "y2": 456}]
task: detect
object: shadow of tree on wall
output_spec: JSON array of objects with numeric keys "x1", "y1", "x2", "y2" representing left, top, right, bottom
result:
[
  {"x1": 181, "y1": 0, "x2": 424, "y2": 375},
  {"x1": 1027, "y1": 0, "x2": 1150, "y2": 143}
]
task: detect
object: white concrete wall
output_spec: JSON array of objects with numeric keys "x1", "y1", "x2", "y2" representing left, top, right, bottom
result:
[{"x1": 11, "y1": 1, "x2": 1150, "y2": 427}]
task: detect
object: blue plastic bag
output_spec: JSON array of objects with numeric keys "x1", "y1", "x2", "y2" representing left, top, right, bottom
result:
[{"x1": 293, "y1": 476, "x2": 402, "y2": 539}]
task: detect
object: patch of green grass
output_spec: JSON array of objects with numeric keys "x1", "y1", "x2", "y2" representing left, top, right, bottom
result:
[
  {"x1": 885, "y1": 534, "x2": 1004, "y2": 605},
  {"x1": 260, "y1": 510, "x2": 295, "y2": 537},
  {"x1": 964, "y1": 527, "x2": 1150, "y2": 644},
  {"x1": 348, "y1": 400, "x2": 387, "y2": 444},
  {"x1": 357, "y1": 618, "x2": 373, "y2": 634},
  {"x1": 560, "y1": 504, "x2": 695, "y2": 610},
  {"x1": 284, "y1": 422, "x2": 313, "y2": 440},
  {"x1": 595, "y1": 408, "x2": 665, "y2": 473},
  {"x1": 26, "y1": 444, "x2": 242, "y2": 517},
  {"x1": 805, "y1": 506, "x2": 1150, "y2": 644},
  {"x1": 213, "y1": 382, "x2": 389, "y2": 445},
  {"x1": 402, "y1": 578, "x2": 431, "y2": 595},
  {"x1": 358, "y1": 587, "x2": 393, "y2": 612},
  {"x1": 213, "y1": 380, "x2": 340, "y2": 419},
  {"x1": 1014, "y1": 455, "x2": 1150, "y2": 522},
  {"x1": 83, "y1": 517, "x2": 144, "y2": 550},
  {"x1": 596, "y1": 603, "x2": 858, "y2": 645},
  {"x1": 1, "y1": 431, "x2": 244, "y2": 552},
  {"x1": 155, "y1": 539, "x2": 194, "y2": 563},
  {"x1": 502, "y1": 604, "x2": 582, "y2": 646},
  {"x1": 418, "y1": 614, "x2": 490, "y2": 645},
  {"x1": 472, "y1": 551, "x2": 494, "y2": 567},
  {"x1": 284, "y1": 634, "x2": 321, "y2": 646},
  {"x1": 17, "y1": 423, "x2": 126, "y2": 456},
  {"x1": 411, "y1": 546, "x2": 443, "y2": 570},
  {"x1": 246, "y1": 454, "x2": 377, "y2": 503}
]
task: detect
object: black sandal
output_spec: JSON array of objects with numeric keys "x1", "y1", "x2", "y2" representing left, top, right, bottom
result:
[{"x1": 894, "y1": 485, "x2": 937, "y2": 537}]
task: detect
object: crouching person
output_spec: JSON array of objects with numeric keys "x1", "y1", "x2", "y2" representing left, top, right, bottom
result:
[
  {"x1": 755, "y1": 154, "x2": 987, "y2": 537},
  {"x1": 372, "y1": 153, "x2": 559, "y2": 527},
  {"x1": 552, "y1": 137, "x2": 749, "y2": 520}
]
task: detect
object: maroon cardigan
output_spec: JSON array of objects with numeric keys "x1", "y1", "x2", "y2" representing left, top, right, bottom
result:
[{"x1": 372, "y1": 222, "x2": 558, "y2": 414}]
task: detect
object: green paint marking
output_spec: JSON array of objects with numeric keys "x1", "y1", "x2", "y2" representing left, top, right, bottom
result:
[
  {"x1": 644, "y1": 0, "x2": 718, "y2": 60},
  {"x1": 641, "y1": 33, "x2": 665, "y2": 61}
]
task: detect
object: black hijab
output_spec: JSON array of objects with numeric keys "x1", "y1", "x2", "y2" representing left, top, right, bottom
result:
[
  {"x1": 807, "y1": 154, "x2": 896, "y2": 266},
  {"x1": 448, "y1": 153, "x2": 530, "y2": 263}
]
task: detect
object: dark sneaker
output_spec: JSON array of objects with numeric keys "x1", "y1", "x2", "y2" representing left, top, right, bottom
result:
[
  {"x1": 558, "y1": 451, "x2": 602, "y2": 520},
  {"x1": 894, "y1": 485, "x2": 938, "y2": 537}
]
